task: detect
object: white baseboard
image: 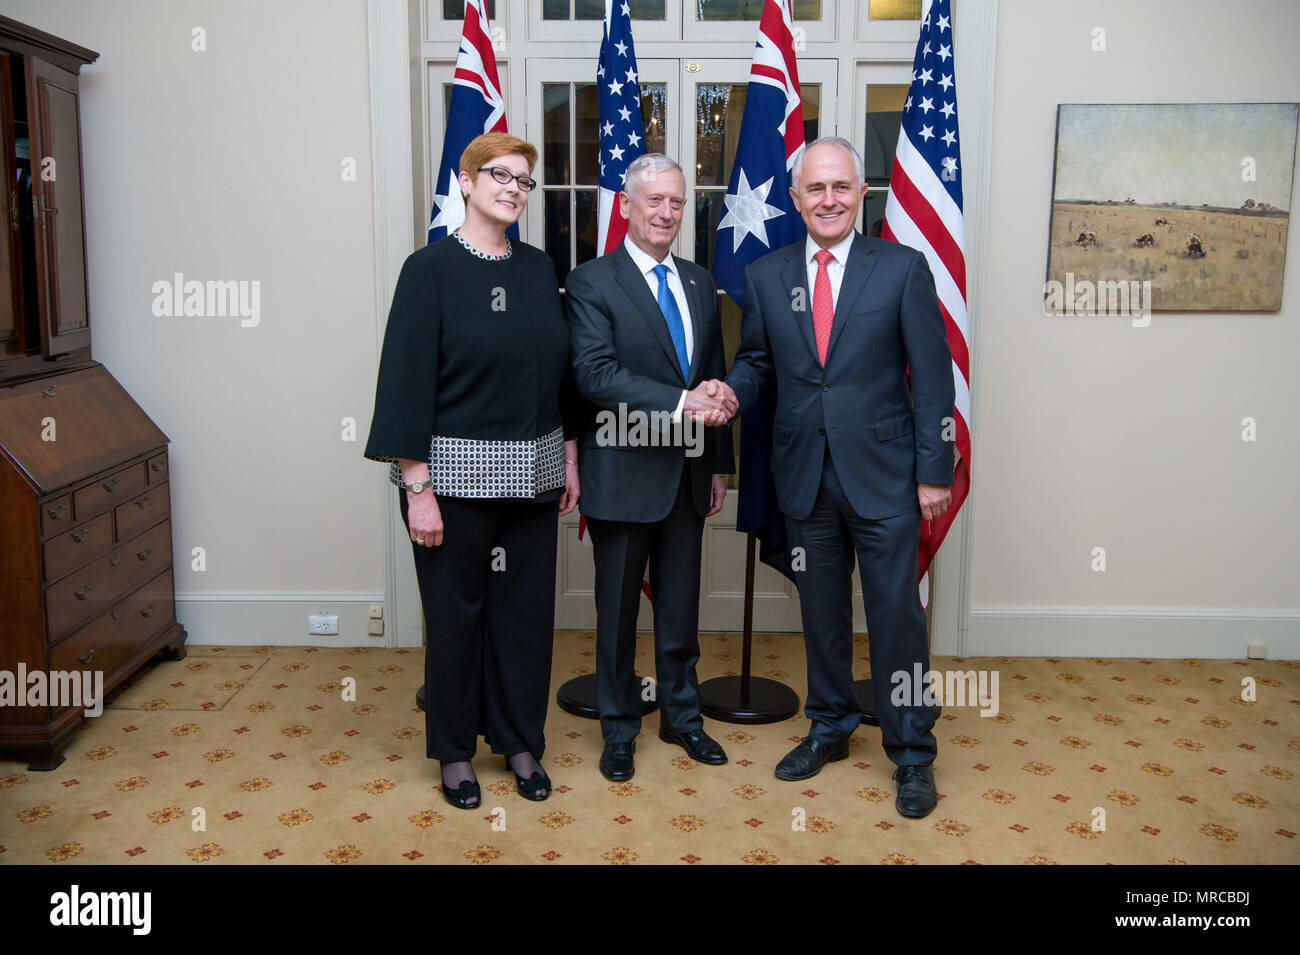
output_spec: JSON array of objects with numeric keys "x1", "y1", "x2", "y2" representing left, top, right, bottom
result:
[
  {"x1": 968, "y1": 608, "x2": 1300, "y2": 660},
  {"x1": 174, "y1": 593, "x2": 411, "y2": 648}
]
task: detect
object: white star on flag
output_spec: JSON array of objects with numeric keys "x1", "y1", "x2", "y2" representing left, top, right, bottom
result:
[
  {"x1": 717, "y1": 169, "x2": 785, "y2": 253},
  {"x1": 429, "y1": 167, "x2": 466, "y2": 235}
]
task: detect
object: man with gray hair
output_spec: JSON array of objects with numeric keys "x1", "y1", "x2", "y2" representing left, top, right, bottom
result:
[
  {"x1": 566, "y1": 152, "x2": 736, "y2": 781},
  {"x1": 719, "y1": 135, "x2": 956, "y2": 818}
]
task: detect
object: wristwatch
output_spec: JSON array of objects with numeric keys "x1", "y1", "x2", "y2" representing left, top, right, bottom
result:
[{"x1": 399, "y1": 478, "x2": 430, "y2": 493}]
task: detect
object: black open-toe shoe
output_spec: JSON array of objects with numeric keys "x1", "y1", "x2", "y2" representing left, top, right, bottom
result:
[
  {"x1": 440, "y1": 776, "x2": 481, "y2": 811},
  {"x1": 506, "y1": 758, "x2": 551, "y2": 802}
]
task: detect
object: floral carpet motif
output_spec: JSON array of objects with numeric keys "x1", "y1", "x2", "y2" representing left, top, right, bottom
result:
[{"x1": 0, "y1": 636, "x2": 1296, "y2": 865}]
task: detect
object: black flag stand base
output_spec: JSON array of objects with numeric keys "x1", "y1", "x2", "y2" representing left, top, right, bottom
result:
[
  {"x1": 698, "y1": 533, "x2": 801, "y2": 724},
  {"x1": 555, "y1": 673, "x2": 659, "y2": 720}
]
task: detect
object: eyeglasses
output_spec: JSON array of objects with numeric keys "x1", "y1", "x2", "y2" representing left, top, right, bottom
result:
[{"x1": 479, "y1": 166, "x2": 538, "y2": 192}]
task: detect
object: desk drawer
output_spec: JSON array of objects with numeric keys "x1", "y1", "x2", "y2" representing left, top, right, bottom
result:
[
  {"x1": 42, "y1": 511, "x2": 114, "y2": 583},
  {"x1": 146, "y1": 451, "x2": 168, "y2": 484},
  {"x1": 46, "y1": 521, "x2": 173, "y2": 643},
  {"x1": 115, "y1": 482, "x2": 169, "y2": 542},
  {"x1": 40, "y1": 495, "x2": 73, "y2": 537},
  {"x1": 49, "y1": 569, "x2": 176, "y2": 678},
  {"x1": 73, "y1": 461, "x2": 148, "y2": 521}
]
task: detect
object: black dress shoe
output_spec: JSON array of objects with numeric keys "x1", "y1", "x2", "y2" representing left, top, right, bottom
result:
[
  {"x1": 774, "y1": 736, "x2": 850, "y2": 781},
  {"x1": 600, "y1": 741, "x2": 636, "y2": 781},
  {"x1": 893, "y1": 765, "x2": 938, "y2": 818},
  {"x1": 440, "y1": 776, "x2": 481, "y2": 811},
  {"x1": 659, "y1": 726, "x2": 727, "y2": 765}
]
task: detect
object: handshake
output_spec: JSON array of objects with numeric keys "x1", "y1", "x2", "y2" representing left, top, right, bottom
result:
[{"x1": 685, "y1": 379, "x2": 738, "y2": 427}]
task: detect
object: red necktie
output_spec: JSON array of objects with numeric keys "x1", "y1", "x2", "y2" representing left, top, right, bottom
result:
[{"x1": 812, "y1": 248, "x2": 834, "y2": 367}]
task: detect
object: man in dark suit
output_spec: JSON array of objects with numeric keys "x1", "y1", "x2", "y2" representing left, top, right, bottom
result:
[
  {"x1": 566, "y1": 153, "x2": 737, "y2": 781},
  {"x1": 720, "y1": 137, "x2": 955, "y2": 818}
]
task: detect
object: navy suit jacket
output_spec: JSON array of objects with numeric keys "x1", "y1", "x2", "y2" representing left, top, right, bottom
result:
[
  {"x1": 726, "y1": 232, "x2": 954, "y2": 521},
  {"x1": 566, "y1": 242, "x2": 734, "y2": 523}
]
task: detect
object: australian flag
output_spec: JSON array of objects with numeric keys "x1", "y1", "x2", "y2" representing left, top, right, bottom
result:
[
  {"x1": 427, "y1": 0, "x2": 516, "y2": 243},
  {"x1": 711, "y1": 0, "x2": 807, "y2": 580}
]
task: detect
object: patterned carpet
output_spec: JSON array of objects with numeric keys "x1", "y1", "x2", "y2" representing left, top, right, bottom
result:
[{"x1": 1, "y1": 632, "x2": 1296, "y2": 865}]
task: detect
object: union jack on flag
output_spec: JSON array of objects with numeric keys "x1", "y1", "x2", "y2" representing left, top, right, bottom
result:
[
  {"x1": 881, "y1": 0, "x2": 971, "y2": 594},
  {"x1": 427, "y1": 0, "x2": 512, "y2": 243}
]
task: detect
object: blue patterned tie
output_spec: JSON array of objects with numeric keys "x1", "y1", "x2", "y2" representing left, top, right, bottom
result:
[{"x1": 653, "y1": 264, "x2": 690, "y2": 381}]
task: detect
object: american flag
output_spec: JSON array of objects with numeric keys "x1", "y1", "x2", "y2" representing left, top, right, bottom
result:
[
  {"x1": 427, "y1": 0, "x2": 513, "y2": 243},
  {"x1": 595, "y1": 0, "x2": 647, "y2": 254},
  {"x1": 881, "y1": 0, "x2": 970, "y2": 595},
  {"x1": 711, "y1": 0, "x2": 806, "y2": 581},
  {"x1": 578, "y1": 0, "x2": 651, "y2": 601}
]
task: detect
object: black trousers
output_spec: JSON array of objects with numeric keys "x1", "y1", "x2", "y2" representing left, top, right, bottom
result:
[
  {"x1": 585, "y1": 466, "x2": 705, "y2": 744},
  {"x1": 399, "y1": 489, "x2": 558, "y2": 762},
  {"x1": 789, "y1": 449, "x2": 937, "y2": 767}
]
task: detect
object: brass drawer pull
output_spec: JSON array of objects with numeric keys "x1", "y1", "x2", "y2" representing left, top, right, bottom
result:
[
  {"x1": 71, "y1": 528, "x2": 89, "y2": 542},
  {"x1": 78, "y1": 648, "x2": 95, "y2": 665},
  {"x1": 151, "y1": 460, "x2": 164, "y2": 473},
  {"x1": 109, "y1": 554, "x2": 121, "y2": 567},
  {"x1": 75, "y1": 584, "x2": 94, "y2": 600},
  {"x1": 47, "y1": 502, "x2": 68, "y2": 520},
  {"x1": 137, "y1": 546, "x2": 153, "y2": 561},
  {"x1": 140, "y1": 603, "x2": 156, "y2": 619},
  {"x1": 111, "y1": 606, "x2": 124, "y2": 621},
  {"x1": 134, "y1": 496, "x2": 151, "y2": 508},
  {"x1": 102, "y1": 477, "x2": 119, "y2": 492},
  {"x1": 41, "y1": 384, "x2": 57, "y2": 397}
]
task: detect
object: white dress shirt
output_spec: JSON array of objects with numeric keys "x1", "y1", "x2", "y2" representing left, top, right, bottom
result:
[
  {"x1": 623, "y1": 237, "x2": 693, "y2": 418},
  {"x1": 804, "y1": 231, "x2": 856, "y2": 311}
]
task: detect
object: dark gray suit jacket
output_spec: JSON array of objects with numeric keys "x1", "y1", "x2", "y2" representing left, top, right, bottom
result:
[
  {"x1": 727, "y1": 232, "x2": 954, "y2": 521},
  {"x1": 566, "y1": 242, "x2": 734, "y2": 523}
]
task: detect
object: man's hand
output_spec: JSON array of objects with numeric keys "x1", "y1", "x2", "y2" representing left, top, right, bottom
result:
[
  {"x1": 685, "y1": 379, "x2": 738, "y2": 426},
  {"x1": 707, "y1": 474, "x2": 727, "y2": 517},
  {"x1": 917, "y1": 482, "x2": 951, "y2": 522}
]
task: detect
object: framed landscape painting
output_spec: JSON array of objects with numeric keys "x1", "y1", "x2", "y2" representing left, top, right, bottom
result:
[{"x1": 1046, "y1": 103, "x2": 1298, "y2": 311}]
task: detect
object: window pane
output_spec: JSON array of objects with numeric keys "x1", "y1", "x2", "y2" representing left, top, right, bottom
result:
[
  {"x1": 543, "y1": 84, "x2": 571, "y2": 185},
  {"x1": 544, "y1": 189, "x2": 572, "y2": 285},
  {"x1": 861, "y1": 188, "x2": 889, "y2": 238},
  {"x1": 695, "y1": 84, "x2": 742, "y2": 188},
  {"x1": 800, "y1": 84, "x2": 820, "y2": 147},
  {"x1": 575, "y1": 189, "x2": 599, "y2": 266},
  {"x1": 698, "y1": 0, "x2": 820, "y2": 19},
  {"x1": 575, "y1": 84, "x2": 600, "y2": 185},
  {"x1": 544, "y1": 0, "x2": 664, "y2": 20},
  {"x1": 442, "y1": 0, "x2": 496, "y2": 19},
  {"x1": 694, "y1": 190, "x2": 724, "y2": 269},
  {"x1": 869, "y1": 0, "x2": 922, "y2": 20},
  {"x1": 641, "y1": 84, "x2": 668, "y2": 155},
  {"x1": 864, "y1": 85, "x2": 907, "y2": 183}
]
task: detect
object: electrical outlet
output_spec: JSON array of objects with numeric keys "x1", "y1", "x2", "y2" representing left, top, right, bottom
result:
[
  {"x1": 1247, "y1": 644, "x2": 1267, "y2": 660},
  {"x1": 368, "y1": 605, "x2": 384, "y2": 620},
  {"x1": 309, "y1": 614, "x2": 339, "y2": 635}
]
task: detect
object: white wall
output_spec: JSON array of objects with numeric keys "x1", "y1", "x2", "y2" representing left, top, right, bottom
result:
[
  {"x1": 3, "y1": 0, "x2": 387, "y2": 643},
  {"x1": 968, "y1": 0, "x2": 1300, "y2": 656},
  {"x1": 7, "y1": 0, "x2": 1294, "y2": 657}
]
